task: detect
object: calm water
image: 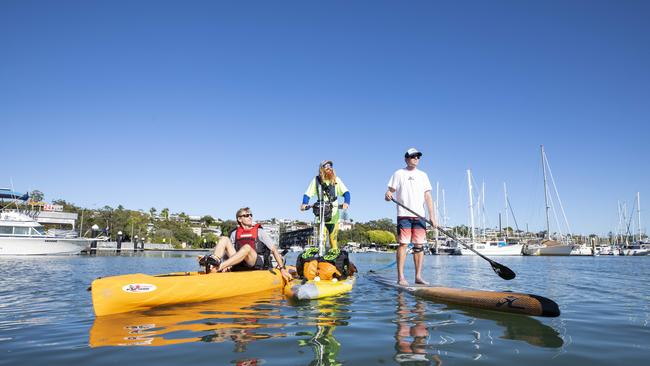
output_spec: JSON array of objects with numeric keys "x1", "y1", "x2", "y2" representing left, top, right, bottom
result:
[{"x1": 0, "y1": 252, "x2": 648, "y2": 366}]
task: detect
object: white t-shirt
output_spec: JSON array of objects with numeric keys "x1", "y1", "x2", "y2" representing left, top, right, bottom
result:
[{"x1": 387, "y1": 168, "x2": 432, "y2": 218}]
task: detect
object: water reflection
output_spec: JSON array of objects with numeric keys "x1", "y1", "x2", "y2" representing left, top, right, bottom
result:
[
  {"x1": 390, "y1": 292, "x2": 564, "y2": 364},
  {"x1": 89, "y1": 290, "x2": 287, "y2": 347},
  {"x1": 394, "y1": 292, "x2": 441, "y2": 366},
  {"x1": 294, "y1": 296, "x2": 351, "y2": 366},
  {"x1": 448, "y1": 305, "x2": 564, "y2": 348}
]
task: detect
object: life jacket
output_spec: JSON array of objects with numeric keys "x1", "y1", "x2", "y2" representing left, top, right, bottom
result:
[
  {"x1": 316, "y1": 175, "x2": 337, "y2": 203},
  {"x1": 312, "y1": 176, "x2": 336, "y2": 222},
  {"x1": 233, "y1": 224, "x2": 271, "y2": 269}
]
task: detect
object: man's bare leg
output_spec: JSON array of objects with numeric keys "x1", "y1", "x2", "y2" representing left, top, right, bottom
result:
[
  {"x1": 213, "y1": 236, "x2": 236, "y2": 260},
  {"x1": 413, "y1": 245, "x2": 429, "y2": 285},
  {"x1": 397, "y1": 243, "x2": 409, "y2": 286},
  {"x1": 218, "y1": 245, "x2": 258, "y2": 271}
]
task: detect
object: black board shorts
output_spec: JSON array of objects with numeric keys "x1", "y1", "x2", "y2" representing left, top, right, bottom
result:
[{"x1": 231, "y1": 254, "x2": 264, "y2": 271}]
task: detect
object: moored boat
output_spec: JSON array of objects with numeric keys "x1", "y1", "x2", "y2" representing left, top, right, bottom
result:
[
  {"x1": 460, "y1": 240, "x2": 523, "y2": 256},
  {"x1": 570, "y1": 244, "x2": 599, "y2": 256},
  {"x1": 523, "y1": 239, "x2": 574, "y2": 256},
  {"x1": 620, "y1": 243, "x2": 650, "y2": 256},
  {"x1": 0, "y1": 210, "x2": 91, "y2": 255}
]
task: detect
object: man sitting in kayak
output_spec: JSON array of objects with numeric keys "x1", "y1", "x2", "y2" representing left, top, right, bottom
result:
[{"x1": 200, "y1": 207, "x2": 291, "y2": 282}]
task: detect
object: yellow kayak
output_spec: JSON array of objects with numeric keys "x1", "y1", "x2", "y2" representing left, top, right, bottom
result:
[
  {"x1": 283, "y1": 276, "x2": 356, "y2": 300},
  {"x1": 91, "y1": 269, "x2": 287, "y2": 316}
]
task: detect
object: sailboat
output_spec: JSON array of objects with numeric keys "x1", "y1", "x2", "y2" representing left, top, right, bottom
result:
[
  {"x1": 460, "y1": 170, "x2": 523, "y2": 256},
  {"x1": 621, "y1": 192, "x2": 649, "y2": 256},
  {"x1": 523, "y1": 146, "x2": 575, "y2": 256}
]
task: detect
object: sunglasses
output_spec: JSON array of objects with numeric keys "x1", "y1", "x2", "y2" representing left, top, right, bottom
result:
[
  {"x1": 238, "y1": 213, "x2": 253, "y2": 218},
  {"x1": 408, "y1": 155, "x2": 421, "y2": 160},
  {"x1": 322, "y1": 164, "x2": 332, "y2": 169}
]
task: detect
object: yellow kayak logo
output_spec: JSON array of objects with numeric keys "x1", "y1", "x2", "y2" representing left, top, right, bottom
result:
[{"x1": 122, "y1": 283, "x2": 157, "y2": 293}]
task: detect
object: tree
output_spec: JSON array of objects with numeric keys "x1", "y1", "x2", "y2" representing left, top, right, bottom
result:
[
  {"x1": 202, "y1": 233, "x2": 220, "y2": 248},
  {"x1": 201, "y1": 215, "x2": 215, "y2": 227},
  {"x1": 161, "y1": 208, "x2": 169, "y2": 220},
  {"x1": 30, "y1": 190, "x2": 44, "y2": 202},
  {"x1": 220, "y1": 220, "x2": 237, "y2": 236},
  {"x1": 366, "y1": 230, "x2": 396, "y2": 246},
  {"x1": 365, "y1": 218, "x2": 396, "y2": 233}
]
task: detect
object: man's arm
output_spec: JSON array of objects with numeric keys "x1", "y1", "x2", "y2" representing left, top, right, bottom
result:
[
  {"x1": 300, "y1": 178, "x2": 317, "y2": 211},
  {"x1": 424, "y1": 190, "x2": 437, "y2": 227},
  {"x1": 259, "y1": 229, "x2": 292, "y2": 281},
  {"x1": 384, "y1": 187, "x2": 396, "y2": 201}
]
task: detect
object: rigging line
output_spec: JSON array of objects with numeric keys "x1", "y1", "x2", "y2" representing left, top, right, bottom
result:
[
  {"x1": 506, "y1": 197, "x2": 521, "y2": 232},
  {"x1": 543, "y1": 151, "x2": 572, "y2": 235},
  {"x1": 625, "y1": 199, "x2": 637, "y2": 237},
  {"x1": 469, "y1": 174, "x2": 490, "y2": 233},
  {"x1": 547, "y1": 184, "x2": 565, "y2": 239}
]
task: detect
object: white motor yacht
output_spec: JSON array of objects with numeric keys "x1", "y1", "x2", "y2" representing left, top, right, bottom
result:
[
  {"x1": 0, "y1": 210, "x2": 91, "y2": 255},
  {"x1": 460, "y1": 240, "x2": 523, "y2": 256},
  {"x1": 570, "y1": 244, "x2": 599, "y2": 256},
  {"x1": 620, "y1": 243, "x2": 650, "y2": 256}
]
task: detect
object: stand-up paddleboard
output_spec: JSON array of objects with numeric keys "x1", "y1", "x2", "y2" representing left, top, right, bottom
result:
[
  {"x1": 91, "y1": 268, "x2": 288, "y2": 316},
  {"x1": 284, "y1": 275, "x2": 356, "y2": 300},
  {"x1": 367, "y1": 272, "x2": 560, "y2": 317}
]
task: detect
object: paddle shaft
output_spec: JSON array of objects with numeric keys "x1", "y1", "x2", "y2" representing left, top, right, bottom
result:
[{"x1": 390, "y1": 198, "x2": 515, "y2": 280}]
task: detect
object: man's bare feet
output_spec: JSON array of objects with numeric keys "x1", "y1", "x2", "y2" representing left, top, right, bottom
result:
[
  {"x1": 398, "y1": 279, "x2": 409, "y2": 286},
  {"x1": 415, "y1": 278, "x2": 430, "y2": 285}
]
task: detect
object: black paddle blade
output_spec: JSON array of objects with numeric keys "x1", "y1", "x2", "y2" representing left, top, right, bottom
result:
[{"x1": 491, "y1": 261, "x2": 516, "y2": 280}]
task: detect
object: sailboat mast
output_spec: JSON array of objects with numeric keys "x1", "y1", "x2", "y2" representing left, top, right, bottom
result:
[
  {"x1": 467, "y1": 169, "x2": 475, "y2": 242},
  {"x1": 541, "y1": 145, "x2": 551, "y2": 239},
  {"x1": 504, "y1": 182, "x2": 509, "y2": 239},
  {"x1": 481, "y1": 181, "x2": 486, "y2": 237},
  {"x1": 435, "y1": 182, "x2": 440, "y2": 250},
  {"x1": 637, "y1": 192, "x2": 642, "y2": 242},
  {"x1": 442, "y1": 188, "x2": 447, "y2": 227}
]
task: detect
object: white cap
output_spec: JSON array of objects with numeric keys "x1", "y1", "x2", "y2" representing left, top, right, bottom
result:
[{"x1": 404, "y1": 148, "x2": 422, "y2": 158}]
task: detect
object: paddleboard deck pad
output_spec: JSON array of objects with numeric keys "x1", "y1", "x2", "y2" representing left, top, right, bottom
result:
[{"x1": 367, "y1": 272, "x2": 560, "y2": 317}]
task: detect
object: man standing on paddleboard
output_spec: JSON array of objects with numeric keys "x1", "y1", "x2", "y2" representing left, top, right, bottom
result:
[{"x1": 385, "y1": 148, "x2": 436, "y2": 286}]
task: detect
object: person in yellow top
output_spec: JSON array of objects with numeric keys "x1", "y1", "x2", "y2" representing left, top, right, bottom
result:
[{"x1": 300, "y1": 160, "x2": 350, "y2": 259}]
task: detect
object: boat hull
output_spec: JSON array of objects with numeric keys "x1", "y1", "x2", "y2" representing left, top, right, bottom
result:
[
  {"x1": 621, "y1": 248, "x2": 650, "y2": 256},
  {"x1": 91, "y1": 269, "x2": 287, "y2": 316},
  {"x1": 460, "y1": 243, "x2": 523, "y2": 256},
  {"x1": 0, "y1": 236, "x2": 90, "y2": 255},
  {"x1": 283, "y1": 276, "x2": 356, "y2": 300},
  {"x1": 368, "y1": 273, "x2": 560, "y2": 317},
  {"x1": 523, "y1": 241, "x2": 574, "y2": 256}
]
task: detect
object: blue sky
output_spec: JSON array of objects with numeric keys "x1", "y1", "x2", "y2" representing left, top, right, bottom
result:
[{"x1": 1, "y1": 0, "x2": 648, "y2": 235}]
